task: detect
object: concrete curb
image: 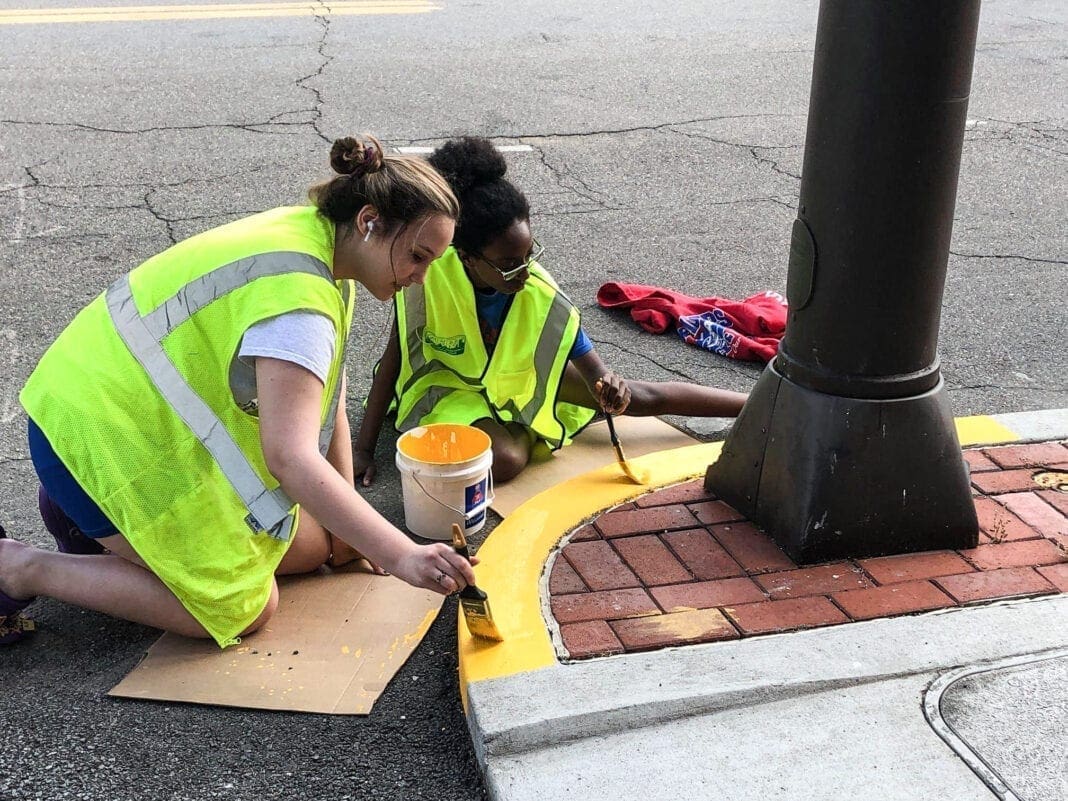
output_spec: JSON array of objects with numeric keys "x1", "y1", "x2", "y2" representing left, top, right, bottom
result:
[{"x1": 466, "y1": 596, "x2": 1068, "y2": 760}]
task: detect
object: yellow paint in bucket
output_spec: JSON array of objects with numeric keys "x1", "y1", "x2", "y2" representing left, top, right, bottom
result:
[{"x1": 395, "y1": 424, "x2": 494, "y2": 541}]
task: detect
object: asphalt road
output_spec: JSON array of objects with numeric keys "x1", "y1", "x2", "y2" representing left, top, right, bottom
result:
[{"x1": 0, "y1": 1, "x2": 1065, "y2": 799}]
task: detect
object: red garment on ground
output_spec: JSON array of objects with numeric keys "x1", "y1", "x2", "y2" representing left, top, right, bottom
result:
[{"x1": 596, "y1": 282, "x2": 788, "y2": 362}]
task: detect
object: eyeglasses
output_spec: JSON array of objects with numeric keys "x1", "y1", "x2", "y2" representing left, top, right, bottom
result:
[{"x1": 475, "y1": 238, "x2": 545, "y2": 281}]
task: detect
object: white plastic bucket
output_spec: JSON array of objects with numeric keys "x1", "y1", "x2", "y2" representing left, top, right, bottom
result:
[{"x1": 395, "y1": 423, "x2": 494, "y2": 541}]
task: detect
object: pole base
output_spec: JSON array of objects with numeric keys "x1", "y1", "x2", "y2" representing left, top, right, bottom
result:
[{"x1": 705, "y1": 362, "x2": 978, "y2": 564}]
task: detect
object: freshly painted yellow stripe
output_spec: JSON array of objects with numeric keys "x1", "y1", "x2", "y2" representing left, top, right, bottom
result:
[
  {"x1": 954, "y1": 414, "x2": 1020, "y2": 447},
  {"x1": 459, "y1": 413, "x2": 1029, "y2": 700},
  {"x1": 458, "y1": 441, "x2": 724, "y2": 702},
  {"x1": 0, "y1": 1, "x2": 438, "y2": 24}
]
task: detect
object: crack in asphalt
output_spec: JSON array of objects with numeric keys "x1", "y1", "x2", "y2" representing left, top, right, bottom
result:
[
  {"x1": 296, "y1": 1, "x2": 334, "y2": 144},
  {"x1": 0, "y1": 118, "x2": 308, "y2": 137},
  {"x1": 945, "y1": 383, "x2": 1067, "y2": 393},
  {"x1": 530, "y1": 144, "x2": 616, "y2": 213},
  {"x1": 668, "y1": 126, "x2": 804, "y2": 181},
  {"x1": 950, "y1": 250, "x2": 1068, "y2": 266},
  {"x1": 143, "y1": 188, "x2": 178, "y2": 245}
]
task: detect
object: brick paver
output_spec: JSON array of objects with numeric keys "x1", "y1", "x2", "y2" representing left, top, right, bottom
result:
[
  {"x1": 755, "y1": 562, "x2": 873, "y2": 599},
  {"x1": 1036, "y1": 563, "x2": 1068, "y2": 592},
  {"x1": 650, "y1": 577, "x2": 767, "y2": 612},
  {"x1": 548, "y1": 441, "x2": 1068, "y2": 660},
  {"x1": 971, "y1": 468, "x2": 1045, "y2": 495},
  {"x1": 559, "y1": 620, "x2": 624, "y2": 659},
  {"x1": 611, "y1": 608, "x2": 739, "y2": 651},
  {"x1": 973, "y1": 497, "x2": 1041, "y2": 542},
  {"x1": 710, "y1": 522, "x2": 796, "y2": 573},
  {"x1": 858, "y1": 551, "x2": 975, "y2": 584},
  {"x1": 960, "y1": 539, "x2": 1065, "y2": 570},
  {"x1": 934, "y1": 567, "x2": 1056, "y2": 604},
  {"x1": 550, "y1": 588, "x2": 659, "y2": 625},
  {"x1": 963, "y1": 450, "x2": 999, "y2": 473},
  {"x1": 689, "y1": 499, "x2": 747, "y2": 525},
  {"x1": 633, "y1": 479, "x2": 715, "y2": 508},
  {"x1": 996, "y1": 492, "x2": 1068, "y2": 538},
  {"x1": 612, "y1": 535, "x2": 692, "y2": 586},
  {"x1": 549, "y1": 557, "x2": 587, "y2": 595},
  {"x1": 595, "y1": 504, "x2": 699, "y2": 538},
  {"x1": 1038, "y1": 489, "x2": 1068, "y2": 517},
  {"x1": 725, "y1": 597, "x2": 848, "y2": 634},
  {"x1": 832, "y1": 581, "x2": 955, "y2": 620},
  {"x1": 562, "y1": 540, "x2": 640, "y2": 591},
  {"x1": 984, "y1": 442, "x2": 1068, "y2": 469},
  {"x1": 661, "y1": 528, "x2": 744, "y2": 580}
]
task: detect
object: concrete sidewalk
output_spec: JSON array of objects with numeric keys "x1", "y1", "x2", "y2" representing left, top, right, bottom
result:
[{"x1": 458, "y1": 410, "x2": 1068, "y2": 801}]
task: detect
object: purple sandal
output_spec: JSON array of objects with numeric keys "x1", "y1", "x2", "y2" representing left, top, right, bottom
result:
[
  {"x1": 38, "y1": 486, "x2": 105, "y2": 555},
  {"x1": 0, "y1": 525, "x2": 35, "y2": 645}
]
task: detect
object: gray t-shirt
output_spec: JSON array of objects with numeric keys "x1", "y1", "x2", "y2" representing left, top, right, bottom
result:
[{"x1": 229, "y1": 311, "x2": 336, "y2": 415}]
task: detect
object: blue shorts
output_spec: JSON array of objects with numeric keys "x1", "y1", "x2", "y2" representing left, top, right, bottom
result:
[{"x1": 28, "y1": 418, "x2": 119, "y2": 539}]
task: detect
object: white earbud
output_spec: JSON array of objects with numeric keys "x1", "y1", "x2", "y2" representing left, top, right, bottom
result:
[{"x1": 363, "y1": 220, "x2": 375, "y2": 242}]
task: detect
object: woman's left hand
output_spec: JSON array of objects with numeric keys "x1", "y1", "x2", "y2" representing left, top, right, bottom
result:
[{"x1": 595, "y1": 372, "x2": 631, "y2": 415}]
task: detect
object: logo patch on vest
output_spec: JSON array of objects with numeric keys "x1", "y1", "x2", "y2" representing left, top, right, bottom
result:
[{"x1": 422, "y1": 328, "x2": 466, "y2": 356}]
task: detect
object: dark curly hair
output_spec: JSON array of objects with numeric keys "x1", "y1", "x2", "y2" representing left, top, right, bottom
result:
[{"x1": 427, "y1": 137, "x2": 529, "y2": 255}]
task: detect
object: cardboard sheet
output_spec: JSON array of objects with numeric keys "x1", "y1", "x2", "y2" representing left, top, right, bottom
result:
[
  {"x1": 109, "y1": 568, "x2": 443, "y2": 715},
  {"x1": 490, "y1": 416, "x2": 699, "y2": 517}
]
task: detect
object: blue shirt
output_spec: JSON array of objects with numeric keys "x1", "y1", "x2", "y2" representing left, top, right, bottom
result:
[{"x1": 474, "y1": 287, "x2": 593, "y2": 361}]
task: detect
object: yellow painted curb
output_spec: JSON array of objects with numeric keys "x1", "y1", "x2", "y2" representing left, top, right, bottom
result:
[
  {"x1": 458, "y1": 441, "x2": 723, "y2": 701},
  {"x1": 458, "y1": 414, "x2": 1029, "y2": 701},
  {"x1": 955, "y1": 414, "x2": 1021, "y2": 447}
]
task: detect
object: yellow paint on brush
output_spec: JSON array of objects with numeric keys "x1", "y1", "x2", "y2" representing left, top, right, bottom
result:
[
  {"x1": 954, "y1": 415, "x2": 1020, "y2": 447},
  {"x1": 458, "y1": 441, "x2": 725, "y2": 706}
]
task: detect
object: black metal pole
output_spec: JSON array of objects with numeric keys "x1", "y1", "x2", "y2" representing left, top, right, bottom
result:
[{"x1": 706, "y1": 0, "x2": 981, "y2": 562}]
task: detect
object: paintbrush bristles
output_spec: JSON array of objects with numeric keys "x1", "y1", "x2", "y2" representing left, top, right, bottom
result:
[{"x1": 451, "y1": 523, "x2": 467, "y2": 550}]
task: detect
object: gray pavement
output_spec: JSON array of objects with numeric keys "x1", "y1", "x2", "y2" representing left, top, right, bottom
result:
[
  {"x1": 936, "y1": 654, "x2": 1068, "y2": 801},
  {"x1": 1, "y1": 1, "x2": 1066, "y2": 799},
  {"x1": 467, "y1": 597, "x2": 1068, "y2": 801}
]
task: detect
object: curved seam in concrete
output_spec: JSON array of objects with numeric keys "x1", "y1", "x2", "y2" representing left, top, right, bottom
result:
[
  {"x1": 923, "y1": 648, "x2": 1068, "y2": 801},
  {"x1": 459, "y1": 413, "x2": 1027, "y2": 698}
]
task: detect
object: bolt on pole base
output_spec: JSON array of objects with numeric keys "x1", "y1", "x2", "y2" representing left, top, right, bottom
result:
[{"x1": 705, "y1": 361, "x2": 978, "y2": 564}]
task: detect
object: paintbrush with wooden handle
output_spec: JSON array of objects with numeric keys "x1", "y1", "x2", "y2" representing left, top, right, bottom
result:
[{"x1": 451, "y1": 524, "x2": 504, "y2": 642}]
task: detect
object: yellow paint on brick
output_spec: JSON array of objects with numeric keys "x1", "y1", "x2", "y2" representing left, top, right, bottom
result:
[{"x1": 622, "y1": 607, "x2": 734, "y2": 641}]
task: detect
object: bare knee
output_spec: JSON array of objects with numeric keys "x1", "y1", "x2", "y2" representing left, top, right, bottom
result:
[
  {"x1": 240, "y1": 581, "x2": 279, "y2": 636},
  {"x1": 475, "y1": 420, "x2": 532, "y2": 484},
  {"x1": 276, "y1": 515, "x2": 331, "y2": 575},
  {"x1": 491, "y1": 448, "x2": 528, "y2": 483}
]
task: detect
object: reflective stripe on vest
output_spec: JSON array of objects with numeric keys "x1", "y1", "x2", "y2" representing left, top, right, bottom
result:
[
  {"x1": 105, "y1": 251, "x2": 339, "y2": 542},
  {"x1": 398, "y1": 272, "x2": 575, "y2": 431}
]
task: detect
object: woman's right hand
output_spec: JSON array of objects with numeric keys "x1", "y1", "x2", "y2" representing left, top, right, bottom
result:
[
  {"x1": 353, "y1": 449, "x2": 377, "y2": 486},
  {"x1": 392, "y1": 543, "x2": 479, "y2": 595}
]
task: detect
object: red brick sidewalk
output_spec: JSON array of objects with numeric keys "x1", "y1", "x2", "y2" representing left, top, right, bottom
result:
[{"x1": 549, "y1": 441, "x2": 1068, "y2": 659}]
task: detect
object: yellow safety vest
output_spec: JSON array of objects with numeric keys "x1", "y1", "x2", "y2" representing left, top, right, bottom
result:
[
  {"x1": 393, "y1": 247, "x2": 594, "y2": 449},
  {"x1": 20, "y1": 206, "x2": 355, "y2": 647}
]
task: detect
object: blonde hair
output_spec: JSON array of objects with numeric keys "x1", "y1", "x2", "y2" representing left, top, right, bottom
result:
[{"x1": 309, "y1": 134, "x2": 459, "y2": 235}]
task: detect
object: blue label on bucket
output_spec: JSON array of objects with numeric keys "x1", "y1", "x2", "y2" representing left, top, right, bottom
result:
[{"x1": 465, "y1": 479, "x2": 487, "y2": 528}]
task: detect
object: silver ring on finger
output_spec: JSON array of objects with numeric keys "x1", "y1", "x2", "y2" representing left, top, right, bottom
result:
[{"x1": 435, "y1": 570, "x2": 447, "y2": 585}]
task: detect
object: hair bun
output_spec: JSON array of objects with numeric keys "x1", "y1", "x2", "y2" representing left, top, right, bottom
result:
[
  {"x1": 427, "y1": 137, "x2": 507, "y2": 196},
  {"x1": 330, "y1": 135, "x2": 385, "y2": 177}
]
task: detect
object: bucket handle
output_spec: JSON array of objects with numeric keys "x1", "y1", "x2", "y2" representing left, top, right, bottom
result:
[{"x1": 408, "y1": 469, "x2": 495, "y2": 522}]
